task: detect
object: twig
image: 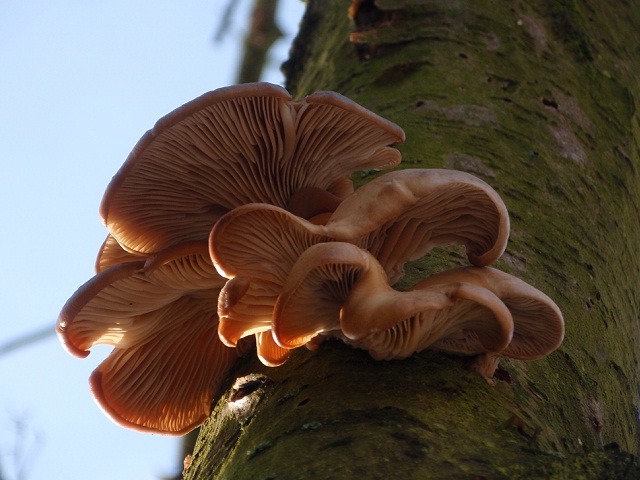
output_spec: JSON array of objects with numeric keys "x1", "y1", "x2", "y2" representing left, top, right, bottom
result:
[
  {"x1": 236, "y1": 0, "x2": 282, "y2": 83},
  {"x1": 0, "y1": 326, "x2": 54, "y2": 359}
]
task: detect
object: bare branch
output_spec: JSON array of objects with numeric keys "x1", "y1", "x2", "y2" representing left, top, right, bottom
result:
[
  {"x1": 236, "y1": 0, "x2": 283, "y2": 83},
  {"x1": 0, "y1": 326, "x2": 54, "y2": 359}
]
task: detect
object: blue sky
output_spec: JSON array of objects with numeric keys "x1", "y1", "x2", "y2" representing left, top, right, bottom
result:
[{"x1": 0, "y1": 1, "x2": 304, "y2": 478}]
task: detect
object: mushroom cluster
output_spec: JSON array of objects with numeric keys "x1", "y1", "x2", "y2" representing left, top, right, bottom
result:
[
  {"x1": 57, "y1": 82, "x2": 563, "y2": 436},
  {"x1": 210, "y1": 168, "x2": 563, "y2": 373}
]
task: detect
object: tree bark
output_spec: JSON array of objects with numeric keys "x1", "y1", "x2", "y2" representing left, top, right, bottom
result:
[{"x1": 185, "y1": 0, "x2": 640, "y2": 478}]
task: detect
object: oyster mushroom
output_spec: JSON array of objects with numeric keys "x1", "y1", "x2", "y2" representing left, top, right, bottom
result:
[
  {"x1": 417, "y1": 267, "x2": 565, "y2": 361},
  {"x1": 210, "y1": 168, "x2": 510, "y2": 348},
  {"x1": 100, "y1": 82, "x2": 405, "y2": 254},
  {"x1": 271, "y1": 242, "x2": 514, "y2": 361},
  {"x1": 59, "y1": 83, "x2": 406, "y2": 432},
  {"x1": 57, "y1": 241, "x2": 242, "y2": 435},
  {"x1": 324, "y1": 168, "x2": 510, "y2": 281}
]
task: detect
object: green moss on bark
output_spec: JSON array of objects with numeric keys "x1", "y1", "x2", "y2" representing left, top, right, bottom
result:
[{"x1": 185, "y1": 0, "x2": 640, "y2": 477}]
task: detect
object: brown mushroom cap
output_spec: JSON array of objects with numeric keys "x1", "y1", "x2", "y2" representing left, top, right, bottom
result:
[
  {"x1": 271, "y1": 242, "x2": 514, "y2": 360},
  {"x1": 57, "y1": 241, "x2": 235, "y2": 435},
  {"x1": 59, "y1": 241, "x2": 222, "y2": 355},
  {"x1": 58, "y1": 261, "x2": 147, "y2": 358},
  {"x1": 101, "y1": 82, "x2": 404, "y2": 254},
  {"x1": 210, "y1": 203, "x2": 333, "y2": 282},
  {"x1": 89, "y1": 295, "x2": 238, "y2": 435},
  {"x1": 351, "y1": 281, "x2": 514, "y2": 361},
  {"x1": 210, "y1": 203, "x2": 335, "y2": 348},
  {"x1": 215, "y1": 277, "x2": 292, "y2": 366},
  {"x1": 272, "y1": 242, "x2": 376, "y2": 348},
  {"x1": 216, "y1": 276, "x2": 281, "y2": 347},
  {"x1": 323, "y1": 168, "x2": 510, "y2": 282},
  {"x1": 416, "y1": 267, "x2": 564, "y2": 360},
  {"x1": 210, "y1": 203, "x2": 330, "y2": 336}
]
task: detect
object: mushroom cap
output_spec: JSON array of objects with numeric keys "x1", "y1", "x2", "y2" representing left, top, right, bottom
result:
[
  {"x1": 57, "y1": 241, "x2": 236, "y2": 435},
  {"x1": 323, "y1": 168, "x2": 510, "y2": 281},
  {"x1": 59, "y1": 240, "x2": 222, "y2": 356},
  {"x1": 58, "y1": 261, "x2": 147, "y2": 358},
  {"x1": 89, "y1": 295, "x2": 238, "y2": 435},
  {"x1": 272, "y1": 242, "x2": 375, "y2": 348},
  {"x1": 210, "y1": 203, "x2": 335, "y2": 348},
  {"x1": 210, "y1": 203, "x2": 333, "y2": 283},
  {"x1": 216, "y1": 276, "x2": 281, "y2": 347},
  {"x1": 271, "y1": 242, "x2": 514, "y2": 360},
  {"x1": 416, "y1": 267, "x2": 565, "y2": 360},
  {"x1": 215, "y1": 277, "x2": 292, "y2": 366},
  {"x1": 351, "y1": 281, "x2": 514, "y2": 361},
  {"x1": 101, "y1": 82, "x2": 404, "y2": 254}
]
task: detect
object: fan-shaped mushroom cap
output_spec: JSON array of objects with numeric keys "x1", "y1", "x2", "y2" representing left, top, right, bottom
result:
[
  {"x1": 352, "y1": 281, "x2": 514, "y2": 361},
  {"x1": 60, "y1": 241, "x2": 219, "y2": 357},
  {"x1": 418, "y1": 267, "x2": 564, "y2": 360},
  {"x1": 216, "y1": 276, "x2": 281, "y2": 346},
  {"x1": 210, "y1": 203, "x2": 333, "y2": 348},
  {"x1": 271, "y1": 242, "x2": 376, "y2": 348},
  {"x1": 210, "y1": 203, "x2": 333, "y2": 281},
  {"x1": 271, "y1": 242, "x2": 514, "y2": 360},
  {"x1": 89, "y1": 296, "x2": 238, "y2": 435},
  {"x1": 56, "y1": 241, "x2": 238, "y2": 435},
  {"x1": 101, "y1": 82, "x2": 404, "y2": 254},
  {"x1": 324, "y1": 168, "x2": 510, "y2": 282}
]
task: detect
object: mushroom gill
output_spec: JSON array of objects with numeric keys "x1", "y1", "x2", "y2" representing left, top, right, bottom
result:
[
  {"x1": 271, "y1": 242, "x2": 514, "y2": 361},
  {"x1": 90, "y1": 295, "x2": 239, "y2": 435},
  {"x1": 324, "y1": 168, "x2": 510, "y2": 282},
  {"x1": 418, "y1": 267, "x2": 565, "y2": 361},
  {"x1": 56, "y1": 241, "x2": 239, "y2": 435},
  {"x1": 58, "y1": 81, "x2": 565, "y2": 438},
  {"x1": 100, "y1": 82, "x2": 405, "y2": 255},
  {"x1": 210, "y1": 168, "x2": 511, "y2": 347}
]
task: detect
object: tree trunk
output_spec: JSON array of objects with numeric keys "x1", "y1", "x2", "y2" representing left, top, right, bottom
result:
[{"x1": 184, "y1": 0, "x2": 640, "y2": 478}]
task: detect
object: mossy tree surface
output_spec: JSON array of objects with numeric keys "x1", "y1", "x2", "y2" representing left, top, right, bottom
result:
[{"x1": 185, "y1": 0, "x2": 640, "y2": 478}]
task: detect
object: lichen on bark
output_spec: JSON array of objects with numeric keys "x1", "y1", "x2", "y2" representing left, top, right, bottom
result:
[{"x1": 184, "y1": 0, "x2": 640, "y2": 478}]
